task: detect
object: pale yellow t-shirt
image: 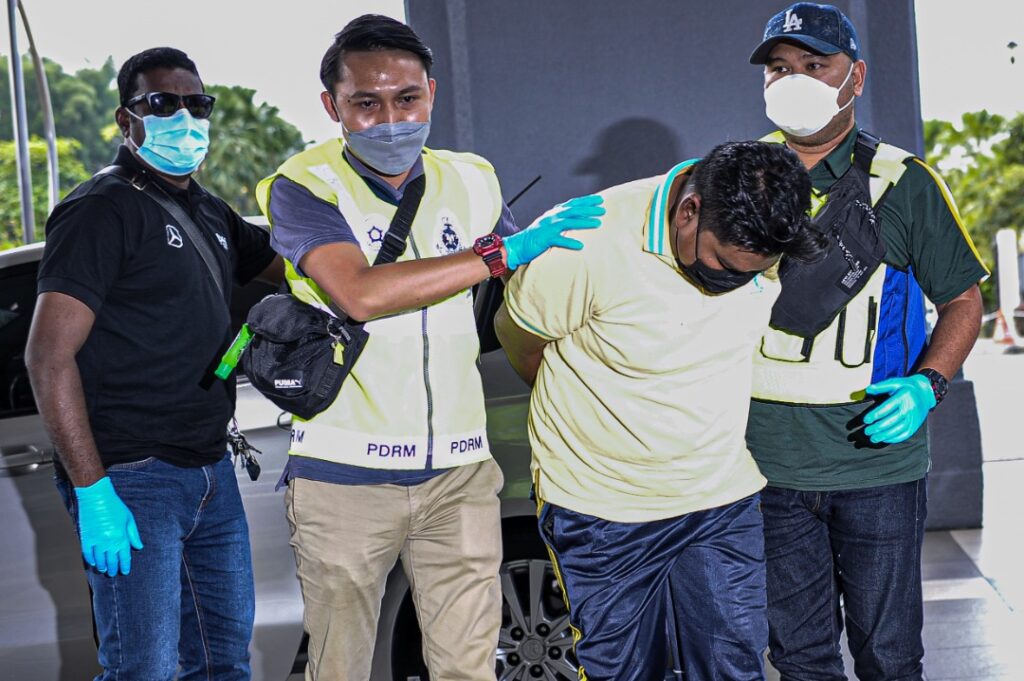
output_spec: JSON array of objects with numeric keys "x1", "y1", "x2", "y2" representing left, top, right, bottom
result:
[{"x1": 504, "y1": 169, "x2": 776, "y2": 522}]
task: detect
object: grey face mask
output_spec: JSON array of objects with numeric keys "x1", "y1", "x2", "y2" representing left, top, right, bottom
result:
[{"x1": 343, "y1": 120, "x2": 430, "y2": 175}]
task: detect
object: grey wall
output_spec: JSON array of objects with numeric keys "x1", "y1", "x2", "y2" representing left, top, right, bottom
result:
[{"x1": 407, "y1": 0, "x2": 923, "y2": 225}]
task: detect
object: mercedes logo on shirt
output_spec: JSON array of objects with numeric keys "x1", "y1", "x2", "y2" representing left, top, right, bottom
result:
[{"x1": 166, "y1": 224, "x2": 184, "y2": 249}]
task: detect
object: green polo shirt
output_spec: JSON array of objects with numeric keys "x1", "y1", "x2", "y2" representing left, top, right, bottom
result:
[{"x1": 746, "y1": 127, "x2": 989, "y2": 491}]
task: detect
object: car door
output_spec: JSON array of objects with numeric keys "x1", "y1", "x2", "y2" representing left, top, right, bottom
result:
[{"x1": 0, "y1": 247, "x2": 101, "y2": 680}]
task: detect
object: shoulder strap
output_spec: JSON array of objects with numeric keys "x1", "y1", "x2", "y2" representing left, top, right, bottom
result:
[
  {"x1": 371, "y1": 173, "x2": 426, "y2": 266},
  {"x1": 328, "y1": 173, "x2": 427, "y2": 325},
  {"x1": 99, "y1": 165, "x2": 227, "y2": 298},
  {"x1": 852, "y1": 129, "x2": 881, "y2": 175}
]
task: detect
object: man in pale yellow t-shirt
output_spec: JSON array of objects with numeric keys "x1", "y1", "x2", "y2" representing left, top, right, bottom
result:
[{"x1": 496, "y1": 141, "x2": 825, "y2": 681}]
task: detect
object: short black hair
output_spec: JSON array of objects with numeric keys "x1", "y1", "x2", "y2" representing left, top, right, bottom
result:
[
  {"x1": 320, "y1": 14, "x2": 433, "y2": 93},
  {"x1": 117, "y1": 47, "x2": 201, "y2": 105},
  {"x1": 692, "y1": 141, "x2": 826, "y2": 262}
]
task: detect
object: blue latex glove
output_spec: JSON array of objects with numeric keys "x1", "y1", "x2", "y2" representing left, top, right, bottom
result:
[
  {"x1": 74, "y1": 477, "x2": 144, "y2": 576},
  {"x1": 504, "y1": 194, "x2": 606, "y2": 271},
  {"x1": 862, "y1": 374, "x2": 936, "y2": 444}
]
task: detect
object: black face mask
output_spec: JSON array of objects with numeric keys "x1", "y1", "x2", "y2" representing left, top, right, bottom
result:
[{"x1": 678, "y1": 223, "x2": 757, "y2": 294}]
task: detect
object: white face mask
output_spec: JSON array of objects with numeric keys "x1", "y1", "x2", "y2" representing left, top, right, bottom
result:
[{"x1": 764, "y1": 63, "x2": 855, "y2": 138}]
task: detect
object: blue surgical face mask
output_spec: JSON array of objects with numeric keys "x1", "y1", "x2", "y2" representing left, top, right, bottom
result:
[
  {"x1": 127, "y1": 108, "x2": 210, "y2": 176},
  {"x1": 343, "y1": 120, "x2": 430, "y2": 176}
]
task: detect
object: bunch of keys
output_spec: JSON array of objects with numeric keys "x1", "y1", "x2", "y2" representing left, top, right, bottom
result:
[{"x1": 227, "y1": 419, "x2": 262, "y2": 481}]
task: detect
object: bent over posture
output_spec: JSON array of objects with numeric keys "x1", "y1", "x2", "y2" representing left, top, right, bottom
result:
[{"x1": 497, "y1": 141, "x2": 826, "y2": 681}]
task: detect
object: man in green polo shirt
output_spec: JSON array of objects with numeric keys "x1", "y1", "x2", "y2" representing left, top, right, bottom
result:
[
  {"x1": 746, "y1": 4, "x2": 988, "y2": 680},
  {"x1": 496, "y1": 141, "x2": 826, "y2": 680}
]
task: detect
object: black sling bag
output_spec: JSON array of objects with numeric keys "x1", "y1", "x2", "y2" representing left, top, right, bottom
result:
[
  {"x1": 769, "y1": 131, "x2": 892, "y2": 339},
  {"x1": 239, "y1": 174, "x2": 426, "y2": 419}
]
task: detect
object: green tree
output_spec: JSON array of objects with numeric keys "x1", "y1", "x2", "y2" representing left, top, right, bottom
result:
[
  {"x1": 0, "y1": 137, "x2": 90, "y2": 248},
  {"x1": 924, "y1": 110, "x2": 1024, "y2": 309},
  {"x1": 195, "y1": 84, "x2": 306, "y2": 216},
  {"x1": 0, "y1": 55, "x2": 120, "y2": 172}
]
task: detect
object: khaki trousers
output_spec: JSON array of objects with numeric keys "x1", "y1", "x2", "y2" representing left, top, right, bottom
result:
[{"x1": 284, "y1": 459, "x2": 504, "y2": 681}]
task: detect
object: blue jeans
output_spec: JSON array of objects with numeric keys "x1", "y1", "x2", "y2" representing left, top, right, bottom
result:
[
  {"x1": 57, "y1": 455, "x2": 254, "y2": 681},
  {"x1": 762, "y1": 480, "x2": 927, "y2": 681},
  {"x1": 539, "y1": 493, "x2": 767, "y2": 681}
]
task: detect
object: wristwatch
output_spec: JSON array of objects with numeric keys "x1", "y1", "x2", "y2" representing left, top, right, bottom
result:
[
  {"x1": 916, "y1": 367, "x2": 949, "y2": 406},
  {"x1": 473, "y1": 233, "x2": 507, "y2": 278}
]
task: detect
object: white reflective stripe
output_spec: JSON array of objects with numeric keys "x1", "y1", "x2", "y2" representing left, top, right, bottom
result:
[
  {"x1": 868, "y1": 146, "x2": 912, "y2": 204},
  {"x1": 751, "y1": 356, "x2": 875, "y2": 403},
  {"x1": 448, "y1": 160, "x2": 493, "y2": 233},
  {"x1": 289, "y1": 423, "x2": 492, "y2": 470},
  {"x1": 433, "y1": 429, "x2": 494, "y2": 468},
  {"x1": 308, "y1": 163, "x2": 367, "y2": 226}
]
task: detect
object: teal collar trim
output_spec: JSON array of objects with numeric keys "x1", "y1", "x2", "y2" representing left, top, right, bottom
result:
[{"x1": 645, "y1": 158, "x2": 700, "y2": 256}]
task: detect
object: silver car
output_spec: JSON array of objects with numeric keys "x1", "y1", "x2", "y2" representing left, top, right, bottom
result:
[{"x1": 0, "y1": 240, "x2": 578, "y2": 680}]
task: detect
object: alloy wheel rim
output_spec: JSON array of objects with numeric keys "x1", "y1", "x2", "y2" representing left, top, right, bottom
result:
[{"x1": 496, "y1": 558, "x2": 577, "y2": 680}]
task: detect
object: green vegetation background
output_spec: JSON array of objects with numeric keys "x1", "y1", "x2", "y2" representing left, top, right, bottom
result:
[{"x1": 0, "y1": 55, "x2": 305, "y2": 248}]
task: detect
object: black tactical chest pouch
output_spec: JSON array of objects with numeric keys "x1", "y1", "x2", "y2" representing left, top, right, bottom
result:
[{"x1": 770, "y1": 131, "x2": 892, "y2": 339}]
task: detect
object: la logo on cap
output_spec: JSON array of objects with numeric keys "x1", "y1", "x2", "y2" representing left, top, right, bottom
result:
[{"x1": 783, "y1": 9, "x2": 803, "y2": 32}]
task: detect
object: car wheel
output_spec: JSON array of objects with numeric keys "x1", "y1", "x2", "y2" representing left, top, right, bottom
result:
[{"x1": 496, "y1": 555, "x2": 577, "y2": 679}]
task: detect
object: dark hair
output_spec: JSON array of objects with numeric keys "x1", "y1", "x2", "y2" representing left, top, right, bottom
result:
[
  {"x1": 320, "y1": 14, "x2": 433, "y2": 93},
  {"x1": 117, "y1": 47, "x2": 201, "y2": 105},
  {"x1": 692, "y1": 141, "x2": 826, "y2": 262}
]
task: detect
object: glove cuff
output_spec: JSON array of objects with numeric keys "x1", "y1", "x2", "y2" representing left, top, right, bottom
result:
[
  {"x1": 74, "y1": 476, "x2": 114, "y2": 501},
  {"x1": 503, "y1": 233, "x2": 523, "y2": 271}
]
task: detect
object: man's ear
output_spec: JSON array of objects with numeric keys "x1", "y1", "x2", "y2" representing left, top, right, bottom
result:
[
  {"x1": 320, "y1": 91, "x2": 340, "y2": 122},
  {"x1": 853, "y1": 59, "x2": 867, "y2": 97},
  {"x1": 114, "y1": 107, "x2": 131, "y2": 137},
  {"x1": 683, "y1": 193, "x2": 702, "y2": 221}
]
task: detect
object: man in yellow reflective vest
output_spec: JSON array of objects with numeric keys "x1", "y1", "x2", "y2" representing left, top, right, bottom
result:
[
  {"x1": 747, "y1": 4, "x2": 988, "y2": 680},
  {"x1": 255, "y1": 14, "x2": 603, "y2": 680}
]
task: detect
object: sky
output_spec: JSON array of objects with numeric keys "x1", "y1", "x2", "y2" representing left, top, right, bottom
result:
[{"x1": 2, "y1": 0, "x2": 1022, "y2": 142}]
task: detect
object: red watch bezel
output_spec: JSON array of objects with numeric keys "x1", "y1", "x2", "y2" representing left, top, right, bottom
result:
[{"x1": 473, "y1": 233, "x2": 508, "y2": 278}]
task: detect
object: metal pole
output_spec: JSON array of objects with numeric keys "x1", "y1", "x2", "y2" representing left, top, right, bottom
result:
[
  {"x1": 6, "y1": 0, "x2": 34, "y2": 243},
  {"x1": 18, "y1": 0, "x2": 57, "y2": 212}
]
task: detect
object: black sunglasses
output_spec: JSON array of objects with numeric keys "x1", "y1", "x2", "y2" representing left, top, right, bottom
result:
[{"x1": 123, "y1": 91, "x2": 216, "y2": 119}]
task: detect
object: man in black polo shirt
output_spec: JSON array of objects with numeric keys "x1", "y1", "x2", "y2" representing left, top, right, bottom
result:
[{"x1": 26, "y1": 47, "x2": 280, "y2": 680}]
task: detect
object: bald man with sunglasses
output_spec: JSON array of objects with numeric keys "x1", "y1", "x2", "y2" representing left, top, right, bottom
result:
[{"x1": 27, "y1": 47, "x2": 282, "y2": 680}]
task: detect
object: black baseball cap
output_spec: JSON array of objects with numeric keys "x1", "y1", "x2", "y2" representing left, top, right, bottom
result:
[{"x1": 749, "y1": 3, "x2": 860, "y2": 65}]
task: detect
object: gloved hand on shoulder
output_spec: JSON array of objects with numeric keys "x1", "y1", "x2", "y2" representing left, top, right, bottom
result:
[{"x1": 504, "y1": 194, "x2": 606, "y2": 271}]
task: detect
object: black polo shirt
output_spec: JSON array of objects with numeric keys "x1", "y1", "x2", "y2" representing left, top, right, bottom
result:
[{"x1": 38, "y1": 145, "x2": 276, "y2": 468}]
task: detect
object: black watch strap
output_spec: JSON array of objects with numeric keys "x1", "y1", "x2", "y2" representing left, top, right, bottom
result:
[{"x1": 917, "y1": 368, "x2": 949, "y2": 406}]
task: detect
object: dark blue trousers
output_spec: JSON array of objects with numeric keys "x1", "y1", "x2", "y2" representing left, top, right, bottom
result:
[
  {"x1": 538, "y1": 493, "x2": 767, "y2": 681},
  {"x1": 762, "y1": 480, "x2": 927, "y2": 681}
]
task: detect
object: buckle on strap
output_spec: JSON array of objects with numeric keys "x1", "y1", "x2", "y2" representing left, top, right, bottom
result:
[
  {"x1": 128, "y1": 173, "x2": 149, "y2": 191},
  {"x1": 381, "y1": 230, "x2": 408, "y2": 253}
]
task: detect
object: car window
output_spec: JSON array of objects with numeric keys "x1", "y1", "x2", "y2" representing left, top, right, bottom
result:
[{"x1": 0, "y1": 262, "x2": 40, "y2": 418}]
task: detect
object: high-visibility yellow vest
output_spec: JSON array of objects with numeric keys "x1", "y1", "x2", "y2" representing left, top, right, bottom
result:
[
  {"x1": 255, "y1": 140, "x2": 502, "y2": 470},
  {"x1": 752, "y1": 131, "x2": 916, "y2": 404}
]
